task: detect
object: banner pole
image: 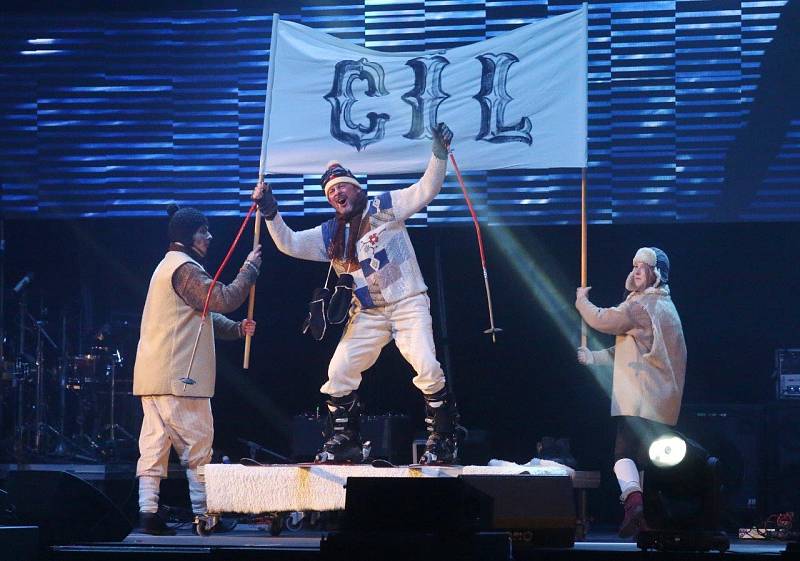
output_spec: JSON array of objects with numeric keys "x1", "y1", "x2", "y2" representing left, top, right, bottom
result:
[
  {"x1": 580, "y1": 166, "x2": 587, "y2": 348},
  {"x1": 579, "y1": 3, "x2": 589, "y2": 349},
  {"x1": 244, "y1": 12, "x2": 281, "y2": 370}
]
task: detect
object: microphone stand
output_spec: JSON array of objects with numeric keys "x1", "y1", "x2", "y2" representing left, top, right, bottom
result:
[
  {"x1": 0, "y1": 219, "x2": 5, "y2": 381},
  {"x1": 237, "y1": 438, "x2": 291, "y2": 463},
  {"x1": 52, "y1": 313, "x2": 69, "y2": 457},
  {"x1": 14, "y1": 290, "x2": 28, "y2": 461},
  {"x1": 27, "y1": 309, "x2": 57, "y2": 456},
  {"x1": 18, "y1": 290, "x2": 26, "y2": 367},
  {"x1": 34, "y1": 316, "x2": 44, "y2": 453},
  {"x1": 0, "y1": 219, "x2": 4, "y2": 441}
]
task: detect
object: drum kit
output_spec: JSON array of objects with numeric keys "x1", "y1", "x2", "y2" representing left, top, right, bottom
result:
[{"x1": 0, "y1": 301, "x2": 139, "y2": 463}]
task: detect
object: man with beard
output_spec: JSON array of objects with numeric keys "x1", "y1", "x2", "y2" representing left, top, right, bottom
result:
[
  {"x1": 575, "y1": 247, "x2": 687, "y2": 539},
  {"x1": 133, "y1": 205, "x2": 261, "y2": 535},
  {"x1": 252, "y1": 123, "x2": 459, "y2": 465}
]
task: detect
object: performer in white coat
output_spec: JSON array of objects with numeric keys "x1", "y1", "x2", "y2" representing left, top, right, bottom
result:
[
  {"x1": 134, "y1": 205, "x2": 261, "y2": 535},
  {"x1": 575, "y1": 247, "x2": 687, "y2": 538}
]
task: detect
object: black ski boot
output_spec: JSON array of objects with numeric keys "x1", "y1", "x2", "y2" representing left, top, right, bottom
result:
[
  {"x1": 315, "y1": 392, "x2": 365, "y2": 463},
  {"x1": 420, "y1": 388, "x2": 461, "y2": 465},
  {"x1": 139, "y1": 511, "x2": 176, "y2": 536}
]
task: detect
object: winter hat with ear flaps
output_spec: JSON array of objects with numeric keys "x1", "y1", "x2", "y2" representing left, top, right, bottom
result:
[{"x1": 625, "y1": 247, "x2": 670, "y2": 291}]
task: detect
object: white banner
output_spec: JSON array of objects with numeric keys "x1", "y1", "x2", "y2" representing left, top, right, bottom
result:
[{"x1": 263, "y1": 6, "x2": 587, "y2": 175}]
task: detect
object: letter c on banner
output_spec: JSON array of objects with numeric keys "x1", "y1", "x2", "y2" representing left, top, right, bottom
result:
[{"x1": 324, "y1": 58, "x2": 391, "y2": 151}]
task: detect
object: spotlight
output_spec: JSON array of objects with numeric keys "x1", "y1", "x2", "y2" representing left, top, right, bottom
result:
[
  {"x1": 648, "y1": 435, "x2": 687, "y2": 468},
  {"x1": 638, "y1": 432, "x2": 730, "y2": 553}
]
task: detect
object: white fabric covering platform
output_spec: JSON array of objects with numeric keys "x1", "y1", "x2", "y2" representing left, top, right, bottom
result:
[{"x1": 204, "y1": 463, "x2": 571, "y2": 514}]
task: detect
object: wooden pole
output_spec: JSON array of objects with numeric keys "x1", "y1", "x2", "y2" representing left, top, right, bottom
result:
[
  {"x1": 243, "y1": 13, "x2": 280, "y2": 369},
  {"x1": 580, "y1": 167, "x2": 587, "y2": 347},
  {"x1": 242, "y1": 210, "x2": 261, "y2": 369}
]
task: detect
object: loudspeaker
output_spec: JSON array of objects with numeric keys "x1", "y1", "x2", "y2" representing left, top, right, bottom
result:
[
  {"x1": 5, "y1": 470, "x2": 132, "y2": 545},
  {"x1": 342, "y1": 475, "x2": 576, "y2": 551},
  {"x1": 765, "y1": 401, "x2": 800, "y2": 514},
  {"x1": 676, "y1": 404, "x2": 765, "y2": 527},
  {"x1": 459, "y1": 429, "x2": 492, "y2": 466},
  {"x1": 461, "y1": 475, "x2": 576, "y2": 548},
  {"x1": 0, "y1": 526, "x2": 38, "y2": 561},
  {"x1": 343, "y1": 477, "x2": 492, "y2": 533}
]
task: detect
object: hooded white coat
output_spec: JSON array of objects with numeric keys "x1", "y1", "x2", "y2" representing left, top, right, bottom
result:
[{"x1": 576, "y1": 285, "x2": 687, "y2": 426}]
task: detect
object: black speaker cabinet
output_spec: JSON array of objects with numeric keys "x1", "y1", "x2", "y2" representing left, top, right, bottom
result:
[
  {"x1": 461, "y1": 475, "x2": 576, "y2": 549},
  {"x1": 343, "y1": 475, "x2": 575, "y2": 551},
  {"x1": 0, "y1": 526, "x2": 38, "y2": 561},
  {"x1": 5, "y1": 470, "x2": 132, "y2": 545},
  {"x1": 344, "y1": 476, "x2": 492, "y2": 533},
  {"x1": 765, "y1": 401, "x2": 800, "y2": 515},
  {"x1": 676, "y1": 404, "x2": 765, "y2": 527}
]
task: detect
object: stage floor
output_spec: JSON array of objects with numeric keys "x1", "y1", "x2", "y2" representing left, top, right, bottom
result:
[
  {"x1": 50, "y1": 524, "x2": 791, "y2": 561},
  {"x1": 4, "y1": 463, "x2": 793, "y2": 559}
]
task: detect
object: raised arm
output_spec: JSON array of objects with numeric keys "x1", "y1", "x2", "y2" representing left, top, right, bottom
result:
[
  {"x1": 388, "y1": 123, "x2": 454, "y2": 222},
  {"x1": 390, "y1": 155, "x2": 448, "y2": 222}
]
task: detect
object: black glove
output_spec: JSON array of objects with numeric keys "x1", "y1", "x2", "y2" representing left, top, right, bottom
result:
[
  {"x1": 431, "y1": 122, "x2": 454, "y2": 160},
  {"x1": 326, "y1": 274, "x2": 354, "y2": 325},
  {"x1": 254, "y1": 183, "x2": 279, "y2": 220},
  {"x1": 301, "y1": 287, "x2": 330, "y2": 341}
]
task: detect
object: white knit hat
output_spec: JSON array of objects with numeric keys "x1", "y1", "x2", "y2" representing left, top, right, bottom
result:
[
  {"x1": 321, "y1": 160, "x2": 361, "y2": 196},
  {"x1": 625, "y1": 247, "x2": 670, "y2": 291}
]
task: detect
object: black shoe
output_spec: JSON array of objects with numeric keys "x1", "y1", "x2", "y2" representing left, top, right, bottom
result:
[
  {"x1": 316, "y1": 393, "x2": 364, "y2": 463},
  {"x1": 420, "y1": 388, "x2": 461, "y2": 465},
  {"x1": 139, "y1": 512, "x2": 177, "y2": 536},
  {"x1": 316, "y1": 431, "x2": 364, "y2": 463},
  {"x1": 419, "y1": 432, "x2": 458, "y2": 465}
]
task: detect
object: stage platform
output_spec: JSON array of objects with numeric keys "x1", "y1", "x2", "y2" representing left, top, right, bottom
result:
[
  {"x1": 203, "y1": 462, "x2": 576, "y2": 513},
  {"x1": 49, "y1": 525, "x2": 792, "y2": 561},
  {"x1": 5, "y1": 463, "x2": 793, "y2": 560}
]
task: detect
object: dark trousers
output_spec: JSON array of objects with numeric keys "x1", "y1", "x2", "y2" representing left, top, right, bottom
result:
[{"x1": 613, "y1": 415, "x2": 673, "y2": 465}]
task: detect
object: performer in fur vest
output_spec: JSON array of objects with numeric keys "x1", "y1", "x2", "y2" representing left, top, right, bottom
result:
[
  {"x1": 252, "y1": 123, "x2": 460, "y2": 465},
  {"x1": 133, "y1": 205, "x2": 261, "y2": 535},
  {"x1": 575, "y1": 247, "x2": 686, "y2": 539}
]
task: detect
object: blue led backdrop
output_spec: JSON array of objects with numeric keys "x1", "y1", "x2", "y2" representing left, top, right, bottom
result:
[{"x1": 1, "y1": 0, "x2": 797, "y2": 223}]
